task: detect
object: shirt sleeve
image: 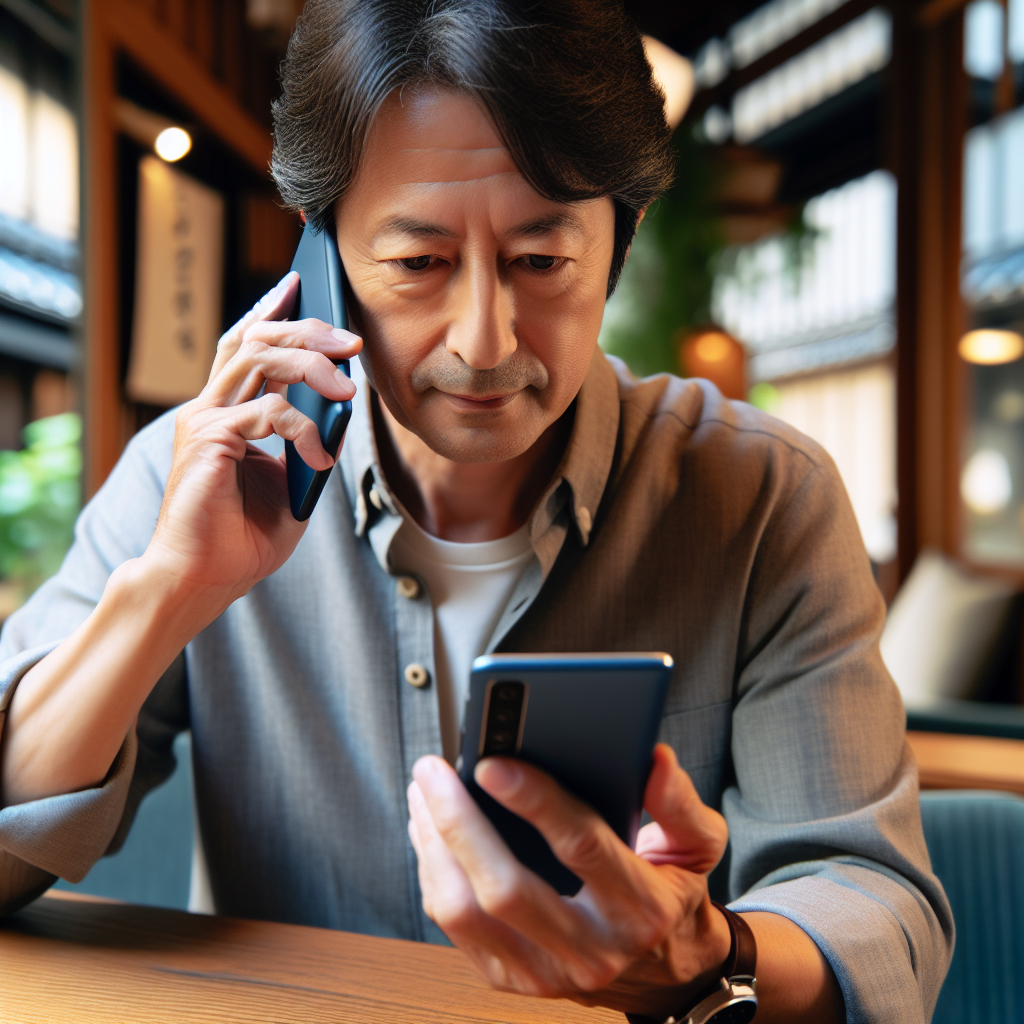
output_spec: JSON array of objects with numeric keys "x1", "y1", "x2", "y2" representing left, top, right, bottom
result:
[
  {"x1": 0, "y1": 412, "x2": 188, "y2": 916},
  {"x1": 724, "y1": 452, "x2": 954, "y2": 1024}
]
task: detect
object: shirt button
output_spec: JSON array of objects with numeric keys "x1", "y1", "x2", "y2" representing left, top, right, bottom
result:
[
  {"x1": 404, "y1": 663, "x2": 430, "y2": 688},
  {"x1": 396, "y1": 575, "x2": 420, "y2": 600},
  {"x1": 577, "y1": 506, "x2": 592, "y2": 534},
  {"x1": 368, "y1": 486, "x2": 383, "y2": 510}
]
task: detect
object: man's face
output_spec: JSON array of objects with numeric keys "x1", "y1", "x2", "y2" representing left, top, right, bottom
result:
[{"x1": 335, "y1": 88, "x2": 615, "y2": 463}]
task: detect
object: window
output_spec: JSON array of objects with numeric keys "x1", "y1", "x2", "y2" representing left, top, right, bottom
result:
[{"x1": 714, "y1": 170, "x2": 898, "y2": 563}]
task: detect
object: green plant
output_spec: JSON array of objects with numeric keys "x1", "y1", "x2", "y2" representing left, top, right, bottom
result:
[
  {"x1": 0, "y1": 413, "x2": 82, "y2": 602},
  {"x1": 600, "y1": 129, "x2": 725, "y2": 378}
]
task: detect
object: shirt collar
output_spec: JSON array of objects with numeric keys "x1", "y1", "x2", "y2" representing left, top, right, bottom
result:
[{"x1": 339, "y1": 347, "x2": 621, "y2": 570}]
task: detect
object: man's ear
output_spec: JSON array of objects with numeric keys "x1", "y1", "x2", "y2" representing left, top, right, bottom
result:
[{"x1": 622, "y1": 204, "x2": 651, "y2": 265}]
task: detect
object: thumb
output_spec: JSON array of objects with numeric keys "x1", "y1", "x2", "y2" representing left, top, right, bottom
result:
[{"x1": 636, "y1": 743, "x2": 728, "y2": 874}]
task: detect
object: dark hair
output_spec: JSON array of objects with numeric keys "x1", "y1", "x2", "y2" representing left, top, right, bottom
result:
[{"x1": 272, "y1": 0, "x2": 674, "y2": 295}]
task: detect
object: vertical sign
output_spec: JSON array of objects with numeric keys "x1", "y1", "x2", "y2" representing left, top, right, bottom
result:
[{"x1": 127, "y1": 155, "x2": 224, "y2": 406}]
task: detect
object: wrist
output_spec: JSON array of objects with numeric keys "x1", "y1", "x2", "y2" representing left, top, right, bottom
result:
[
  {"x1": 124, "y1": 550, "x2": 238, "y2": 640},
  {"x1": 625, "y1": 903, "x2": 756, "y2": 1024}
]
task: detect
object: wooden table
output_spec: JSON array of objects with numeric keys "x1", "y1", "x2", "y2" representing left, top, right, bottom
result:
[
  {"x1": 0, "y1": 892, "x2": 620, "y2": 1024},
  {"x1": 907, "y1": 730, "x2": 1024, "y2": 796}
]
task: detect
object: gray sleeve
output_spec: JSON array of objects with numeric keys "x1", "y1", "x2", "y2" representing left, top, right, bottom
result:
[
  {"x1": 725, "y1": 455, "x2": 954, "y2": 1024},
  {"x1": 0, "y1": 412, "x2": 188, "y2": 915}
]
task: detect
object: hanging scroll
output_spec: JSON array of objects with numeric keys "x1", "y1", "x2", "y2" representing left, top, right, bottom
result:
[{"x1": 127, "y1": 155, "x2": 224, "y2": 406}]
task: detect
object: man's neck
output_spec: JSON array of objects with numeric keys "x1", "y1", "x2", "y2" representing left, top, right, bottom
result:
[{"x1": 373, "y1": 395, "x2": 572, "y2": 543}]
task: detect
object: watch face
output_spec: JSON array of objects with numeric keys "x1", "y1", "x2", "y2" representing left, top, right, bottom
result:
[{"x1": 707, "y1": 1001, "x2": 758, "y2": 1024}]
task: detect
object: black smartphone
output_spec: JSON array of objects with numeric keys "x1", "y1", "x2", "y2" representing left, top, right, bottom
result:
[
  {"x1": 457, "y1": 653, "x2": 673, "y2": 896},
  {"x1": 284, "y1": 221, "x2": 353, "y2": 521}
]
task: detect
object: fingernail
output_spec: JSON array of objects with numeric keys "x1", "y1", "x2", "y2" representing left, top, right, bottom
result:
[
  {"x1": 334, "y1": 368, "x2": 351, "y2": 386},
  {"x1": 331, "y1": 328, "x2": 355, "y2": 343},
  {"x1": 476, "y1": 758, "x2": 521, "y2": 795}
]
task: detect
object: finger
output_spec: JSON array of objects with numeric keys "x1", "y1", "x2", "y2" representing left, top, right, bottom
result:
[
  {"x1": 474, "y1": 758, "x2": 679, "y2": 953},
  {"x1": 226, "y1": 391, "x2": 334, "y2": 470},
  {"x1": 209, "y1": 272, "x2": 299, "y2": 381},
  {"x1": 407, "y1": 779, "x2": 574, "y2": 998},
  {"x1": 413, "y1": 757, "x2": 616, "y2": 988},
  {"x1": 243, "y1": 318, "x2": 362, "y2": 360},
  {"x1": 206, "y1": 343, "x2": 356, "y2": 408},
  {"x1": 636, "y1": 745, "x2": 728, "y2": 874}
]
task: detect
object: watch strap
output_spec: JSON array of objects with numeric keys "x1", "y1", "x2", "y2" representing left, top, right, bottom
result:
[
  {"x1": 715, "y1": 901, "x2": 756, "y2": 980},
  {"x1": 624, "y1": 902, "x2": 757, "y2": 1024}
]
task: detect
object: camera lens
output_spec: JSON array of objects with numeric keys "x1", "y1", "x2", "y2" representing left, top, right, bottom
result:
[{"x1": 482, "y1": 680, "x2": 526, "y2": 757}]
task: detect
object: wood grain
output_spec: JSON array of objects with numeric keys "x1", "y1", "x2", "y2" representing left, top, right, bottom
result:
[
  {"x1": 0, "y1": 895, "x2": 620, "y2": 1024},
  {"x1": 908, "y1": 731, "x2": 1024, "y2": 796}
]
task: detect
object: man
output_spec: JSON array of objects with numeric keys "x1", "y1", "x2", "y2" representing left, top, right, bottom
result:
[{"x1": 0, "y1": 2, "x2": 951, "y2": 1022}]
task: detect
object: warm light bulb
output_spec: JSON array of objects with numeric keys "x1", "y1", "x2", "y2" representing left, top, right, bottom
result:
[
  {"x1": 154, "y1": 126, "x2": 192, "y2": 162},
  {"x1": 958, "y1": 329, "x2": 1024, "y2": 365}
]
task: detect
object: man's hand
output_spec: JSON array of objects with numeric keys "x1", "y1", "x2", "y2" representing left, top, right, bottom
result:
[
  {"x1": 1, "y1": 274, "x2": 362, "y2": 807},
  {"x1": 145, "y1": 272, "x2": 362, "y2": 613},
  {"x1": 407, "y1": 743, "x2": 733, "y2": 1020}
]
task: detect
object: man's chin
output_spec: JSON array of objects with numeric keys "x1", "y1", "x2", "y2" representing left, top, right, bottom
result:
[{"x1": 414, "y1": 419, "x2": 545, "y2": 464}]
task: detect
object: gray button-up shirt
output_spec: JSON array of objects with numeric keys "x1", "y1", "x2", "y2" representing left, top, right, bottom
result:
[{"x1": 0, "y1": 350, "x2": 952, "y2": 1023}]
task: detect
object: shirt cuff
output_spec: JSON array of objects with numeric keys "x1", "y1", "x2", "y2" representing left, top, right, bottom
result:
[
  {"x1": 0, "y1": 642, "x2": 137, "y2": 883},
  {"x1": 730, "y1": 861, "x2": 950, "y2": 1024}
]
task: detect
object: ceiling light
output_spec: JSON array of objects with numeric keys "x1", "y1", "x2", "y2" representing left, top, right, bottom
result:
[
  {"x1": 155, "y1": 127, "x2": 192, "y2": 162},
  {"x1": 958, "y1": 328, "x2": 1024, "y2": 365}
]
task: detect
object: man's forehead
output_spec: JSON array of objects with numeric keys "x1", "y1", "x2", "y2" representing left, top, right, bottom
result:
[{"x1": 366, "y1": 87, "x2": 518, "y2": 185}]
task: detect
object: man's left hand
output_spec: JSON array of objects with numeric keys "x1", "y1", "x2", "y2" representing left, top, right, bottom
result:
[{"x1": 406, "y1": 743, "x2": 733, "y2": 1019}]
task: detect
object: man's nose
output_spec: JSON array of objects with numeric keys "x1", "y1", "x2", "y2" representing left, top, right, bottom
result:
[{"x1": 444, "y1": 260, "x2": 517, "y2": 371}]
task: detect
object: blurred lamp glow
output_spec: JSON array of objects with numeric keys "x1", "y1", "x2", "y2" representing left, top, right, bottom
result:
[
  {"x1": 694, "y1": 331, "x2": 733, "y2": 363},
  {"x1": 958, "y1": 329, "x2": 1024, "y2": 365},
  {"x1": 643, "y1": 36, "x2": 694, "y2": 129},
  {"x1": 961, "y1": 448, "x2": 1013, "y2": 514},
  {"x1": 155, "y1": 127, "x2": 191, "y2": 162}
]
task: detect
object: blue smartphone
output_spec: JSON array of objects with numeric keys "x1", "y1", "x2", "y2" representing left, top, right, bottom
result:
[
  {"x1": 457, "y1": 653, "x2": 673, "y2": 896},
  {"x1": 284, "y1": 221, "x2": 353, "y2": 521}
]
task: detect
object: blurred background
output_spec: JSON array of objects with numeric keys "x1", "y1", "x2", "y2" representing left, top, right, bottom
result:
[
  {"x1": 0, "y1": 1, "x2": 1023, "y2": 755},
  {"x1": 2, "y1": 9, "x2": 1024, "y2": 1015},
  {"x1": 0, "y1": 2, "x2": 1019, "y2": 712}
]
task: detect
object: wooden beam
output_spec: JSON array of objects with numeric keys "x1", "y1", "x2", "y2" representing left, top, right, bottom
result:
[
  {"x1": 891, "y1": 6, "x2": 967, "y2": 579},
  {"x1": 101, "y1": 0, "x2": 272, "y2": 176},
  {"x1": 917, "y1": 0, "x2": 969, "y2": 28},
  {"x1": 81, "y1": 1, "x2": 122, "y2": 497}
]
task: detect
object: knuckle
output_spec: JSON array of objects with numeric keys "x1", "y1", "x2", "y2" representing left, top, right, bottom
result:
[
  {"x1": 555, "y1": 822, "x2": 607, "y2": 869},
  {"x1": 474, "y1": 871, "x2": 521, "y2": 920}
]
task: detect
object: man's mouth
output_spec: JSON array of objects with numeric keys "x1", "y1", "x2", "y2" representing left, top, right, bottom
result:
[{"x1": 439, "y1": 391, "x2": 518, "y2": 410}]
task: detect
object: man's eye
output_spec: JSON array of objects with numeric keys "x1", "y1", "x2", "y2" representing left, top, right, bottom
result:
[
  {"x1": 399, "y1": 255, "x2": 433, "y2": 271},
  {"x1": 525, "y1": 254, "x2": 558, "y2": 270}
]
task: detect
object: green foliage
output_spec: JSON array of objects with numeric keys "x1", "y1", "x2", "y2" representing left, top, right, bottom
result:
[
  {"x1": 748, "y1": 381, "x2": 782, "y2": 414},
  {"x1": 0, "y1": 413, "x2": 82, "y2": 600},
  {"x1": 600, "y1": 130, "x2": 725, "y2": 378}
]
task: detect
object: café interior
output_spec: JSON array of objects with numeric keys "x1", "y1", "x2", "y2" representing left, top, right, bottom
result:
[{"x1": 0, "y1": 1, "x2": 1022, "y2": 1022}]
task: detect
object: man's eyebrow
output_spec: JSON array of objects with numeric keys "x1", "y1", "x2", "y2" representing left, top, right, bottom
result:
[
  {"x1": 506, "y1": 212, "x2": 584, "y2": 238},
  {"x1": 374, "y1": 216, "x2": 458, "y2": 241}
]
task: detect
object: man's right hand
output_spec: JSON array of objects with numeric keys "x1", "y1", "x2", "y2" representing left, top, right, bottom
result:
[
  {"x1": 0, "y1": 274, "x2": 361, "y2": 808},
  {"x1": 146, "y1": 272, "x2": 361, "y2": 611}
]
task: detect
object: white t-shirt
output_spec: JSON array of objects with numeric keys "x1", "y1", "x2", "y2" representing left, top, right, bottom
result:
[{"x1": 389, "y1": 517, "x2": 536, "y2": 763}]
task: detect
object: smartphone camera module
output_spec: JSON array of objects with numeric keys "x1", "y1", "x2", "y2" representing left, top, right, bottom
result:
[{"x1": 481, "y1": 680, "x2": 528, "y2": 757}]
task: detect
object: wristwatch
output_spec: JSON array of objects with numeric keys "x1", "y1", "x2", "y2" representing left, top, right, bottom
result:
[{"x1": 625, "y1": 903, "x2": 758, "y2": 1024}]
